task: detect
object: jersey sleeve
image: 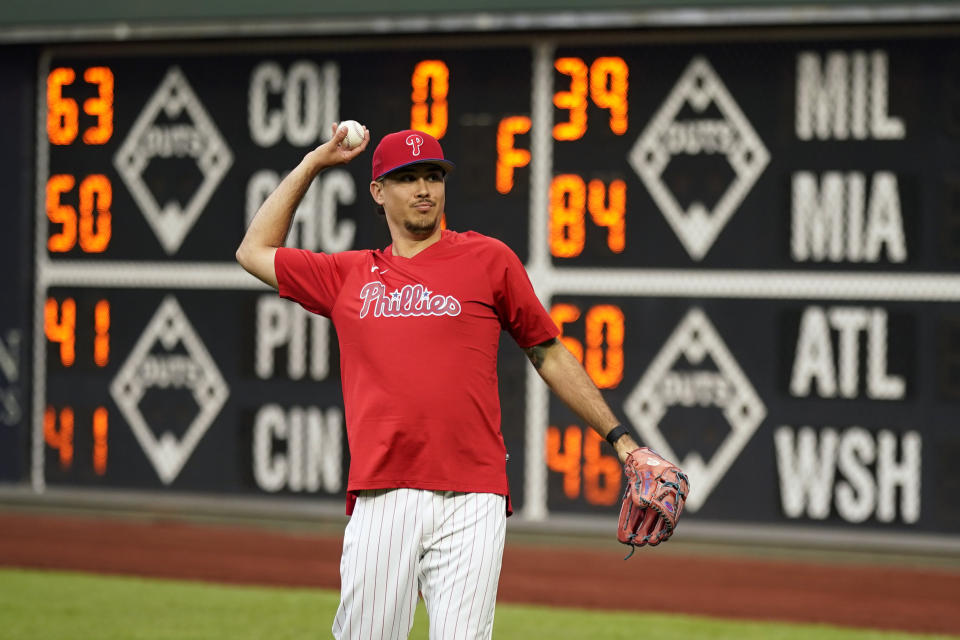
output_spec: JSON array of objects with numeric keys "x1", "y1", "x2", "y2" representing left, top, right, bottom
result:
[
  {"x1": 491, "y1": 242, "x2": 560, "y2": 348},
  {"x1": 275, "y1": 247, "x2": 355, "y2": 317}
]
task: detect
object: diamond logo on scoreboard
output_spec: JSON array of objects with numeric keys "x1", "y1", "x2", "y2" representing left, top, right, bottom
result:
[
  {"x1": 623, "y1": 308, "x2": 766, "y2": 511},
  {"x1": 110, "y1": 296, "x2": 229, "y2": 484},
  {"x1": 114, "y1": 66, "x2": 233, "y2": 255},
  {"x1": 628, "y1": 57, "x2": 770, "y2": 261}
]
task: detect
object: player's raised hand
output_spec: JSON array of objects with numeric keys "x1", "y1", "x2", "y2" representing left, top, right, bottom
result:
[{"x1": 310, "y1": 121, "x2": 370, "y2": 167}]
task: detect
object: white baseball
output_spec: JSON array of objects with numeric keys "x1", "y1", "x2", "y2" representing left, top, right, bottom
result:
[{"x1": 338, "y1": 120, "x2": 365, "y2": 150}]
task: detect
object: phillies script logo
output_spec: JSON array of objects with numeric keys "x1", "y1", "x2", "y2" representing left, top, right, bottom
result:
[
  {"x1": 406, "y1": 134, "x2": 424, "y2": 156},
  {"x1": 359, "y1": 282, "x2": 461, "y2": 318}
]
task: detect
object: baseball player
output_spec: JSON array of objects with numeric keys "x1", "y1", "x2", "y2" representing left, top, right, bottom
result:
[{"x1": 237, "y1": 125, "x2": 681, "y2": 639}]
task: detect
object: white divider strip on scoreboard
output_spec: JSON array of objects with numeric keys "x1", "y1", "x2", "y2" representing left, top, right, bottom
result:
[
  {"x1": 532, "y1": 268, "x2": 960, "y2": 302},
  {"x1": 40, "y1": 260, "x2": 272, "y2": 290},
  {"x1": 39, "y1": 259, "x2": 960, "y2": 300},
  {"x1": 32, "y1": 51, "x2": 51, "y2": 492},
  {"x1": 522, "y1": 40, "x2": 556, "y2": 522}
]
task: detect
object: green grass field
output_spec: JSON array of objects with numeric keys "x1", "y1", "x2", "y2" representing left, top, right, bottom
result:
[{"x1": 0, "y1": 567, "x2": 953, "y2": 640}]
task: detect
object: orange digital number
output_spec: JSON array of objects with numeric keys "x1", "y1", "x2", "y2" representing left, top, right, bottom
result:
[
  {"x1": 92, "y1": 407, "x2": 108, "y2": 475},
  {"x1": 496, "y1": 116, "x2": 531, "y2": 194},
  {"x1": 583, "y1": 429, "x2": 621, "y2": 505},
  {"x1": 78, "y1": 174, "x2": 112, "y2": 252},
  {"x1": 589, "y1": 57, "x2": 629, "y2": 135},
  {"x1": 411, "y1": 60, "x2": 449, "y2": 139},
  {"x1": 45, "y1": 405, "x2": 108, "y2": 474},
  {"x1": 549, "y1": 175, "x2": 626, "y2": 257},
  {"x1": 553, "y1": 57, "x2": 589, "y2": 141},
  {"x1": 584, "y1": 305, "x2": 625, "y2": 389},
  {"x1": 551, "y1": 303, "x2": 625, "y2": 389},
  {"x1": 82, "y1": 66, "x2": 114, "y2": 145},
  {"x1": 549, "y1": 174, "x2": 586, "y2": 257},
  {"x1": 46, "y1": 174, "x2": 77, "y2": 252},
  {"x1": 546, "y1": 425, "x2": 582, "y2": 499},
  {"x1": 44, "y1": 406, "x2": 74, "y2": 469},
  {"x1": 546, "y1": 425, "x2": 621, "y2": 505},
  {"x1": 94, "y1": 299, "x2": 110, "y2": 367},
  {"x1": 47, "y1": 66, "x2": 114, "y2": 145},
  {"x1": 552, "y1": 56, "x2": 629, "y2": 140},
  {"x1": 45, "y1": 297, "x2": 76, "y2": 367},
  {"x1": 45, "y1": 297, "x2": 109, "y2": 367},
  {"x1": 549, "y1": 303, "x2": 583, "y2": 363},
  {"x1": 588, "y1": 179, "x2": 626, "y2": 253},
  {"x1": 46, "y1": 174, "x2": 112, "y2": 253},
  {"x1": 47, "y1": 67, "x2": 78, "y2": 145}
]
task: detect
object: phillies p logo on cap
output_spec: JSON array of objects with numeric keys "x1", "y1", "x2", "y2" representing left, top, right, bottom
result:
[
  {"x1": 372, "y1": 129, "x2": 455, "y2": 180},
  {"x1": 406, "y1": 134, "x2": 424, "y2": 156}
]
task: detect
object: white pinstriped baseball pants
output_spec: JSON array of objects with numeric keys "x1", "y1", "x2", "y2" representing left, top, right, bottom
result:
[{"x1": 332, "y1": 489, "x2": 506, "y2": 640}]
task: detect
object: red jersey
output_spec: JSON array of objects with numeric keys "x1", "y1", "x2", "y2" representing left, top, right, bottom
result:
[{"x1": 275, "y1": 229, "x2": 559, "y2": 514}]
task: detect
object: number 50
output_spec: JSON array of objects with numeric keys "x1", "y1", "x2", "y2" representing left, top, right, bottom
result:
[
  {"x1": 46, "y1": 174, "x2": 112, "y2": 254},
  {"x1": 551, "y1": 303, "x2": 625, "y2": 389}
]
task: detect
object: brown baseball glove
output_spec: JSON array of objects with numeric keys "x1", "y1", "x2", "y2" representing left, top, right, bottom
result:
[{"x1": 618, "y1": 447, "x2": 689, "y2": 556}]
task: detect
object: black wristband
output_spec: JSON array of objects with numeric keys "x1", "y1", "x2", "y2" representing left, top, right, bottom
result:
[{"x1": 605, "y1": 424, "x2": 629, "y2": 447}]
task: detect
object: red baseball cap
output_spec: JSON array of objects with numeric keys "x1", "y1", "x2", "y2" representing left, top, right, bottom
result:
[{"x1": 371, "y1": 129, "x2": 455, "y2": 181}]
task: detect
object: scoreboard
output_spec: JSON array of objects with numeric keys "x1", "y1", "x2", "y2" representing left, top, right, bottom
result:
[{"x1": 10, "y1": 23, "x2": 960, "y2": 537}]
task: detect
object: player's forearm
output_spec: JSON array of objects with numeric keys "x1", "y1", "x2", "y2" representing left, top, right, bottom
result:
[
  {"x1": 526, "y1": 339, "x2": 639, "y2": 461},
  {"x1": 237, "y1": 151, "x2": 324, "y2": 258},
  {"x1": 236, "y1": 125, "x2": 367, "y2": 289}
]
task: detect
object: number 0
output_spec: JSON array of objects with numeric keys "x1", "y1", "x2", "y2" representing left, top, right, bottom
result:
[{"x1": 411, "y1": 60, "x2": 449, "y2": 139}]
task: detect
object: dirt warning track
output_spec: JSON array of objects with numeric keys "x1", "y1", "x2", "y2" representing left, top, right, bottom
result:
[{"x1": 1, "y1": 512, "x2": 958, "y2": 636}]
